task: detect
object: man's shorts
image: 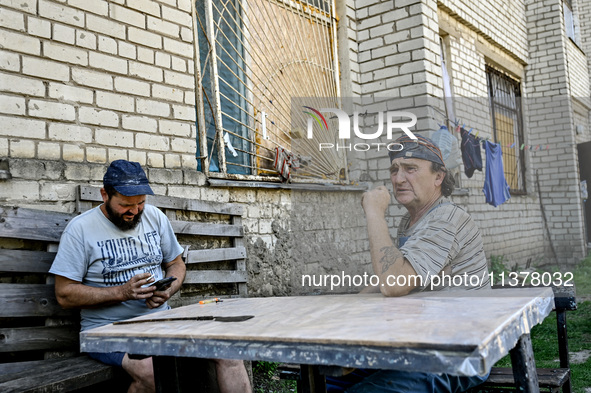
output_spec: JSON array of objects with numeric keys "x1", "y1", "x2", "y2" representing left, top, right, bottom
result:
[
  {"x1": 327, "y1": 369, "x2": 489, "y2": 393},
  {"x1": 86, "y1": 352, "x2": 126, "y2": 367},
  {"x1": 87, "y1": 352, "x2": 151, "y2": 367}
]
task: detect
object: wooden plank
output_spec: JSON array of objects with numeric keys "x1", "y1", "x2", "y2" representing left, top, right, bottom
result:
[
  {"x1": 0, "y1": 283, "x2": 74, "y2": 318},
  {"x1": 0, "y1": 249, "x2": 55, "y2": 273},
  {"x1": 0, "y1": 206, "x2": 74, "y2": 242},
  {"x1": 509, "y1": 334, "x2": 539, "y2": 393},
  {"x1": 184, "y1": 270, "x2": 248, "y2": 284},
  {"x1": 0, "y1": 359, "x2": 51, "y2": 376},
  {"x1": 171, "y1": 221, "x2": 243, "y2": 237},
  {"x1": 185, "y1": 247, "x2": 247, "y2": 264},
  {"x1": 78, "y1": 185, "x2": 244, "y2": 216},
  {"x1": 232, "y1": 215, "x2": 248, "y2": 297},
  {"x1": 0, "y1": 356, "x2": 118, "y2": 392},
  {"x1": 485, "y1": 367, "x2": 570, "y2": 388},
  {"x1": 0, "y1": 325, "x2": 78, "y2": 353}
]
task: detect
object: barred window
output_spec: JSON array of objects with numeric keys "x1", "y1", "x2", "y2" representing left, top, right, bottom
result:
[
  {"x1": 194, "y1": 0, "x2": 343, "y2": 182},
  {"x1": 486, "y1": 66, "x2": 526, "y2": 193}
]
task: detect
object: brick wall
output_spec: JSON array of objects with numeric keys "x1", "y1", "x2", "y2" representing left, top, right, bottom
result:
[
  {"x1": 0, "y1": 0, "x2": 370, "y2": 297},
  {"x1": 435, "y1": 9, "x2": 550, "y2": 268},
  {"x1": 349, "y1": 0, "x2": 588, "y2": 268},
  {"x1": 524, "y1": 0, "x2": 587, "y2": 265},
  {"x1": 0, "y1": 0, "x2": 197, "y2": 182},
  {"x1": 0, "y1": 0, "x2": 588, "y2": 297},
  {"x1": 438, "y1": 0, "x2": 528, "y2": 64}
]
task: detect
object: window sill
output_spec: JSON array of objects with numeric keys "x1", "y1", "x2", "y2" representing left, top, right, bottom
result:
[{"x1": 207, "y1": 178, "x2": 369, "y2": 192}]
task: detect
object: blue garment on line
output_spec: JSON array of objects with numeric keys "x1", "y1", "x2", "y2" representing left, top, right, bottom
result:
[
  {"x1": 483, "y1": 141, "x2": 510, "y2": 207},
  {"x1": 460, "y1": 129, "x2": 482, "y2": 178}
]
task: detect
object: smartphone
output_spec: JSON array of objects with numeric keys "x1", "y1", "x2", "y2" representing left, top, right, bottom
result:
[{"x1": 152, "y1": 276, "x2": 177, "y2": 291}]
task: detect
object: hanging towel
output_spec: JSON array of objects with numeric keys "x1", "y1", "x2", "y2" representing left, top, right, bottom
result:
[
  {"x1": 460, "y1": 128, "x2": 483, "y2": 178},
  {"x1": 483, "y1": 141, "x2": 511, "y2": 207}
]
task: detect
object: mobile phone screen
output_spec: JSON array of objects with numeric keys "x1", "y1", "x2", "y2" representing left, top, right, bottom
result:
[{"x1": 153, "y1": 277, "x2": 176, "y2": 291}]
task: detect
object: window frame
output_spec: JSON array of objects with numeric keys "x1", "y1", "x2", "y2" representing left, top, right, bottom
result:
[
  {"x1": 563, "y1": 0, "x2": 576, "y2": 42},
  {"x1": 193, "y1": 0, "x2": 342, "y2": 183},
  {"x1": 486, "y1": 65, "x2": 527, "y2": 195}
]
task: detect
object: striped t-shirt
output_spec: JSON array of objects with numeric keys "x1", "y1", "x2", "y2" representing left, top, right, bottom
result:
[{"x1": 397, "y1": 197, "x2": 490, "y2": 292}]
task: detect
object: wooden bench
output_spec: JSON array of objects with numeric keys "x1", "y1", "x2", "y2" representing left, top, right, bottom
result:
[
  {"x1": 470, "y1": 285, "x2": 577, "y2": 393},
  {"x1": 0, "y1": 187, "x2": 247, "y2": 392},
  {"x1": 76, "y1": 185, "x2": 248, "y2": 304}
]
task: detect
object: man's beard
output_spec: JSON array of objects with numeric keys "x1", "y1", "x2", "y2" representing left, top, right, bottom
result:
[{"x1": 104, "y1": 200, "x2": 143, "y2": 231}]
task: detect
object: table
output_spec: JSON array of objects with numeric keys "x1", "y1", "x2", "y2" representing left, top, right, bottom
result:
[{"x1": 80, "y1": 287, "x2": 554, "y2": 392}]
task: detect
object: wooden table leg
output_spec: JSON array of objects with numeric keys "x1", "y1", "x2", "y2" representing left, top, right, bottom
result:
[
  {"x1": 153, "y1": 356, "x2": 214, "y2": 392},
  {"x1": 509, "y1": 333, "x2": 540, "y2": 393},
  {"x1": 153, "y1": 356, "x2": 181, "y2": 393},
  {"x1": 300, "y1": 364, "x2": 326, "y2": 393}
]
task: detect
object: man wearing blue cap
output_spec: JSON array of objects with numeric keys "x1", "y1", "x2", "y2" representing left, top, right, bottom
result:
[
  {"x1": 327, "y1": 135, "x2": 490, "y2": 392},
  {"x1": 50, "y1": 160, "x2": 251, "y2": 393}
]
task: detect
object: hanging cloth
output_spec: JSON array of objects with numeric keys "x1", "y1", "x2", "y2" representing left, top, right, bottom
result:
[
  {"x1": 460, "y1": 128, "x2": 483, "y2": 178},
  {"x1": 483, "y1": 141, "x2": 511, "y2": 207},
  {"x1": 432, "y1": 126, "x2": 461, "y2": 170}
]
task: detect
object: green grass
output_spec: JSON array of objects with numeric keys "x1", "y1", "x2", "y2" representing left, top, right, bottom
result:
[
  {"x1": 252, "y1": 361, "x2": 296, "y2": 393},
  {"x1": 494, "y1": 254, "x2": 591, "y2": 393},
  {"x1": 573, "y1": 254, "x2": 591, "y2": 299}
]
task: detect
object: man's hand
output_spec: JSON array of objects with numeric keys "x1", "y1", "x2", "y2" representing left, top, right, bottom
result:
[
  {"x1": 145, "y1": 287, "x2": 172, "y2": 309},
  {"x1": 55, "y1": 273, "x2": 156, "y2": 309},
  {"x1": 361, "y1": 186, "x2": 391, "y2": 217},
  {"x1": 145, "y1": 254, "x2": 186, "y2": 309},
  {"x1": 119, "y1": 272, "x2": 157, "y2": 301}
]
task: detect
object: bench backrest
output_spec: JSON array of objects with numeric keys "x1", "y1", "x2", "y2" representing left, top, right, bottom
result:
[
  {"x1": 76, "y1": 186, "x2": 248, "y2": 304},
  {"x1": 0, "y1": 188, "x2": 247, "y2": 363},
  {"x1": 0, "y1": 206, "x2": 78, "y2": 363}
]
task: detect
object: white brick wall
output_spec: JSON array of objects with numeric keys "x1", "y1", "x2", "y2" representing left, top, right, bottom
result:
[
  {"x1": 0, "y1": 0, "x2": 588, "y2": 294},
  {"x1": 0, "y1": 0, "x2": 197, "y2": 173},
  {"x1": 348, "y1": 0, "x2": 589, "y2": 267}
]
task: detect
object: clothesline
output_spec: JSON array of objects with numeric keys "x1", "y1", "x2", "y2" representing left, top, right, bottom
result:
[{"x1": 428, "y1": 105, "x2": 562, "y2": 152}]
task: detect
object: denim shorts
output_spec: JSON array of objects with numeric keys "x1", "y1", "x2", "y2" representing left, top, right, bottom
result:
[
  {"x1": 328, "y1": 369, "x2": 489, "y2": 393},
  {"x1": 86, "y1": 352, "x2": 126, "y2": 367}
]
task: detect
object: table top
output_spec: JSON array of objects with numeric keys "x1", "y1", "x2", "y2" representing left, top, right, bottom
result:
[{"x1": 80, "y1": 287, "x2": 554, "y2": 377}]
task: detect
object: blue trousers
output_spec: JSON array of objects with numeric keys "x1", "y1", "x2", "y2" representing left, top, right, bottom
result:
[{"x1": 327, "y1": 369, "x2": 488, "y2": 393}]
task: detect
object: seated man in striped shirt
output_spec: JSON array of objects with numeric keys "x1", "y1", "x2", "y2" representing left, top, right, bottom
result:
[{"x1": 328, "y1": 134, "x2": 490, "y2": 393}]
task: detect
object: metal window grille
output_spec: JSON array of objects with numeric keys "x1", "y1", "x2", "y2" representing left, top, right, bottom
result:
[
  {"x1": 194, "y1": 0, "x2": 344, "y2": 182},
  {"x1": 486, "y1": 66, "x2": 526, "y2": 193}
]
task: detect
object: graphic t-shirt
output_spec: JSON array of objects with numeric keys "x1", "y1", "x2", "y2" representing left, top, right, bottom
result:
[{"x1": 49, "y1": 204, "x2": 184, "y2": 331}]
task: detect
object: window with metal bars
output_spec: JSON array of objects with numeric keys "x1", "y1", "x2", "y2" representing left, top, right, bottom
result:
[
  {"x1": 194, "y1": 0, "x2": 344, "y2": 183},
  {"x1": 486, "y1": 66, "x2": 526, "y2": 194}
]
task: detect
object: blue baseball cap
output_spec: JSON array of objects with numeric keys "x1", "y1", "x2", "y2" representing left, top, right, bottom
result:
[{"x1": 103, "y1": 160, "x2": 154, "y2": 196}]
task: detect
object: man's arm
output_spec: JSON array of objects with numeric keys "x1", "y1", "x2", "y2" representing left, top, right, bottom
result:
[
  {"x1": 55, "y1": 272, "x2": 156, "y2": 309},
  {"x1": 362, "y1": 186, "x2": 418, "y2": 297},
  {"x1": 145, "y1": 253, "x2": 186, "y2": 309}
]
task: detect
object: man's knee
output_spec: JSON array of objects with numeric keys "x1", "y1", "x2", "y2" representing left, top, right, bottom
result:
[
  {"x1": 122, "y1": 354, "x2": 155, "y2": 390},
  {"x1": 214, "y1": 358, "x2": 244, "y2": 368}
]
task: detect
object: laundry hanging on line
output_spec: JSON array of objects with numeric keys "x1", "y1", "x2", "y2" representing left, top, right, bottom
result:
[{"x1": 483, "y1": 140, "x2": 511, "y2": 207}]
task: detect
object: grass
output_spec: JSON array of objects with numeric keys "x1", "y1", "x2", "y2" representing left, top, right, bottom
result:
[
  {"x1": 252, "y1": 361, "x2": 297, "y2": 393},
  {"x1": 493, "y1": 254, "x2": 591, "y2": 393}
]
